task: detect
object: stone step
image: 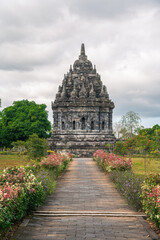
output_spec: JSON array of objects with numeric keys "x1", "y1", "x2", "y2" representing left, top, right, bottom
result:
[{"x1": 33, "y1": 211, "x2": 146, "y2": 217}]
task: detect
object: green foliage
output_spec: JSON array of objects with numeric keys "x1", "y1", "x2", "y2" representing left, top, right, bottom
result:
[
  {"x1": 139, "y1": 124, "x2": 160, "y2": 139},
  {"x1": 26, "y1": 133, "x2": 48, "y2": 160},
  {"x1": 37, "y1": 169, "x2": 56, "y2": 195},
  {"x1": 27, "y1": 184, "x2": 46, "y2": 211},
  {"x1": 138, "y1": 124, "x2": 160, "y2": 154},
  {"x1": 110, "y1": 170, "x2": 142, "y2": 210},
  {"x1": 114, "y1": 141, "x2": 128, "y2": 156},
  {"x1": 135, "y1": 134, "x2": 154, "y2": 155},
  {"x1": 105, "y1": 143, "x2": 113, "y2": 153},
  {"x1": 144, "y1": 173, "x2": 160, "y2": 186},
  {"x1": 0, "y1": 151, "x2": 7, "y2": 155},
  {"x1": 0, "y1": 100, "x2": 51, "y2": 148},
  {"x1": 114, "y1": 132, "x2": 155, "y2": 157},
  {"x1": 141, "y1": 174, "x2": 160, "y2": 228}
]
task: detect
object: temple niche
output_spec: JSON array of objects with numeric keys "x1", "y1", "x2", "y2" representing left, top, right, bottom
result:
[{"x1": 49, "y1": 44, "x2": 116, "y2": 157}]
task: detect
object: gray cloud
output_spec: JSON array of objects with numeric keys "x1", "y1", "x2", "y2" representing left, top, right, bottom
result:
[
  {"x1": 0, "y1": 0, "x2": 160, "y2": 128},
  {"x1": 66, "y1": 0, "x2": 160, "y2": 20}
]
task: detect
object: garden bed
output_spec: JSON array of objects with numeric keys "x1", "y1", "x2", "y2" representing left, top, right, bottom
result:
[
  {"x1": 93, "y1": 150, "x2": 160, "y2": 230},
  {"x1": 0, "y1": 152, "x2": 73, "y2": 239}
]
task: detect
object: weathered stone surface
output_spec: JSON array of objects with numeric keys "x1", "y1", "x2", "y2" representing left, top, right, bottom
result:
[{"x1": 49, "y1": 44, "x2": 116, "y2": 156}]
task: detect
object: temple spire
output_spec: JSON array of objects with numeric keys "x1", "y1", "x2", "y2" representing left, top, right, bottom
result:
[{"x1": 80, "y1": 43, "x2": 85, "y2": 56}]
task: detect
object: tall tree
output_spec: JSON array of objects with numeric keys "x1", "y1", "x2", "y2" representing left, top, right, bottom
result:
[
  {"x1": 0, "y1": 100, "x2": 51, "y2": 148},
  {"x1": 113, "y1": 121, "x2": 122, "y2": 139},
  {"x1": 120, "y1": 111, "x2": 142, "y2": 139}
]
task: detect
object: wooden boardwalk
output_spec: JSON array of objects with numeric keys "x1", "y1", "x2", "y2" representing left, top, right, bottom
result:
[{"x1": 13, "y1": 158, "x2": 159, "y2": 240}]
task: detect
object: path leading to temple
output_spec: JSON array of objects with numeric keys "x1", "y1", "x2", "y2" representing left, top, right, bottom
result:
[{"x1": 13, "y1": 158, "x2": 158, "y2": 240}]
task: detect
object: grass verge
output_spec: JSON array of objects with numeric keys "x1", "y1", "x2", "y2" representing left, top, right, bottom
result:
[
  {"x1": 132, "y1": 157, "x2": 160, "y2": 179},
  {"x1": 0, "y1": 155, "x2": 29, "y2": 173}
]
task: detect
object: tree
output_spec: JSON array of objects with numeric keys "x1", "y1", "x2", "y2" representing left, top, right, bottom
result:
[
  {"x1": 26, "y1": 133, "x2": 48, "y2": 160},
  {"x1": 153, "y1": 128, "x2": 160, "y2": 153},
  {"x1": 0, "y1": 100, "x2": 51, "y2": 148},
  {"x1": 138, "y1": 124, "x2": 160, "y2": 155},
  {"x1": 113, "y1": 141, "x2": 127, "y2": 156},
  {"x1": 120, "y1": 111, "x2": 142, "y2": 139}
]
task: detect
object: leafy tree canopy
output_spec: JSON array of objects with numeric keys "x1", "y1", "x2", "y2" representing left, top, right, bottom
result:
[
  {"x1": 0, "y1": 100, "x2": 51, "y2": 148},
  {"x1": 139, "y1": 124, "x2": 160, "y2": 139},
  {"x1": 139, "y1": 124, "x2": 160, "y2": 151}
]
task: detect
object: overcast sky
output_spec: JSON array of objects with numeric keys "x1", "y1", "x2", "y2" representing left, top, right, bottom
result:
[{"x1": 0, "y1": 0, "x2": 160, "y2": 127}]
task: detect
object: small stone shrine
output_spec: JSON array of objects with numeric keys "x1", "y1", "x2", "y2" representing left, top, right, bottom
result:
[{"x1": 49, "y1": 44, "x2": 116, "y2": 157}]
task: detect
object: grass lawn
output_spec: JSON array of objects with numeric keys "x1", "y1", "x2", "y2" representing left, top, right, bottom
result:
[
  {"x1": 132, "y1": 157, "x2": 160, "y2": 178},
  {"x1": 0, "y1": 155, "x2": 30, "y2": 173},
  {"x1": 0, "y1": 155, "x2": 159, "y2": 179}
]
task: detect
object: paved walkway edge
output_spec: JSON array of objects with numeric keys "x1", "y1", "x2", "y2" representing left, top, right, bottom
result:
[{"x1": 138, "y1": 217, "x2": 160, "y2": 240}]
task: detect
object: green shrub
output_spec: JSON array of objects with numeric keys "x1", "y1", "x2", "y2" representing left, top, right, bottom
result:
[
  {"x1": 0, "y1": 151, "x2": 7, "y2": 155},
  {"x1": 26, "y1": 133, "x2": 48, "y2": 160},
  {"x1": 37, "y1": 169, "x2": 56, "y2": 195},
  {"x1": 113, "y1": 141, "x2": 127, "y2": 156},
  {"x1": 109, "y1": 170, "x2": 142, "y2": 210}
]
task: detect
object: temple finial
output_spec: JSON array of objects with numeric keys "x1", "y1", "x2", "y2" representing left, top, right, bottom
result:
[{"x1": 80, "y1": 43, "x2": 85, "y2": 56}]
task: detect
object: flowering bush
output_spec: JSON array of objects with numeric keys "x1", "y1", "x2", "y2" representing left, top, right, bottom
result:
[
  {"x1": 41, "y1": 152, "x2": 73, "y2": 171},
  {"x1": 141, "y1": 173, "x2": 160, "y2": 228},
  {"x1": 93, "y1": 150, "x2": 108, "y2": 161},
  {"x1": 93, "y1": 150, "x2": 140, "y2": 210},
  {"x1": 0, "y1": 151, "x2": 73, "y2": 238},
  {"x1": 0, "y1": 183, "x2": 23, "y2": 208},
  {"x1": 41, "y1": 153, "x2": 63, "y2": 168},
  {"x1": 0, "y1": 166, "x2": 45, "y2": 235},
  {"x1": 93, "y1": 150, "x2": 160, "y2": 229},
  {"x1": 93, "y1": 150, "x2": 132, "y2": 172},
  {"x1": 0, "y1": 166, "x2": 36, "y2": 185},
  {"x1": 113, "y1": 141, "x2": 128, "y2": 156}
]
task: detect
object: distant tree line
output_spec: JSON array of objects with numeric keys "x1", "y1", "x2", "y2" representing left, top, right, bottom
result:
[{"x1": 114, "y1": 124, "x2": 160, "y2": 157}]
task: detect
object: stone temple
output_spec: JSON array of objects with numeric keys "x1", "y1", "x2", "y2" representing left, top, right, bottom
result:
[{"x1": 49, "y1": 44, "x2": 116, "y2": 157}]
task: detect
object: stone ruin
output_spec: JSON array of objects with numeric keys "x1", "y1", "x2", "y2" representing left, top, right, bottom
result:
[{"x1": 49, "y1": 44, "x2": 116, "y2": 157}]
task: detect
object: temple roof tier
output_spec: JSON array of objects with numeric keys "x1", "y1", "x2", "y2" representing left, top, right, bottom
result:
[{"x1": 53, "y1": 43, "x2": 112, "y2": 107}]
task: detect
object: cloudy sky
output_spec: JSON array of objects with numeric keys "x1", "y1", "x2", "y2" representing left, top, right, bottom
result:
[{"x1": 0, "y1": 0, "x2": 160, "y2": 127}]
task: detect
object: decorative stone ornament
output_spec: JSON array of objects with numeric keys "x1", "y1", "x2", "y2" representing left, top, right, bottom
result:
[{"x1": 49, "y1": 44, "x2": 116, "y2": 157}]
